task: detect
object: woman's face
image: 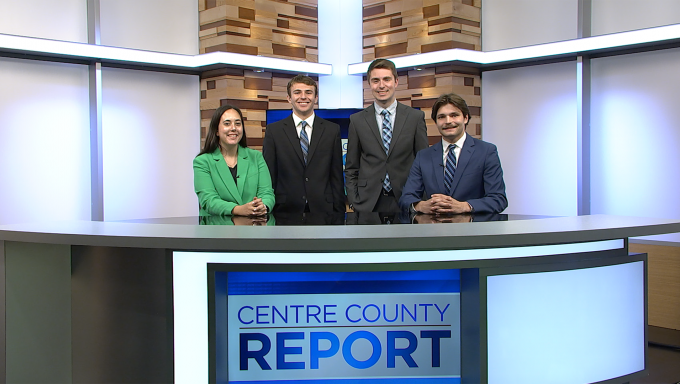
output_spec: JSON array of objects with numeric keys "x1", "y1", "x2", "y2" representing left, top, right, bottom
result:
[{"x1": 216, "y1": 109, "x2": 243, "y2": 148}]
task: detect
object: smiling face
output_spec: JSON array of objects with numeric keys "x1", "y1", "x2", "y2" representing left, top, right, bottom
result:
[
  {"x1": 216, "y1": 108, "x2": 244, "y2": 149},
  {"x1": 287, "y1": 82, "x2": 317, "y2": 119},
  {"x1": 435, "y1": 103, "x2": 469, "y2": 144},
  {"x1": 369, "y1": 67, "x2": 398, "y2": 108}
]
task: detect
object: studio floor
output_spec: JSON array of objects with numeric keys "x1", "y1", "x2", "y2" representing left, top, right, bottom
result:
[{"x1": 632, "y1": 326, "x2": 680, "y2": 384}]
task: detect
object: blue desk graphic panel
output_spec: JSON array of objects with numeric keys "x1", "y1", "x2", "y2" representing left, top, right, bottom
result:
[{"x1": 213, "y1": 270, "x2": 461, "y2": 383}]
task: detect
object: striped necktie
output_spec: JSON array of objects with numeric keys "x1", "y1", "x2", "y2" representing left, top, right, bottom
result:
[
  {"x1": 380, "y1": 109, "x2": 392, "y2": 192},
  {"x1": 444, "y1": 144, "x2": 457, "y2": 195},
  {"x1": 300, "y1": 120, "x2": 309, "y2": 164}
]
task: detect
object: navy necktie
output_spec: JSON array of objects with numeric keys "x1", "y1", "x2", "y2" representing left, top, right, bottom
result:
[
  {"x1": 300, "y1": 120, "x2": 309, "y2": 164},
  {"x1": 380, "y1": 110, "x2": 392, "y2": 192},
  {"x1": 444, "y1": 144, "x2": 457, "y2": 195}
]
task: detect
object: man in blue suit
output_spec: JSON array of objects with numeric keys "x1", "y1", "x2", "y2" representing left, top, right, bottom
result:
[{"x1": 399, "y1": 93, "x2": 507, "y2": 214}]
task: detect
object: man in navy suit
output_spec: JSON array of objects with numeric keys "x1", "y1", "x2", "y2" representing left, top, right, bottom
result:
[
  {"x1": 263, "y1": 75, "x2": 345, "y2": 213},
  {"x1": 399, "y1": 93, "x2": 507, "y2": 214}
]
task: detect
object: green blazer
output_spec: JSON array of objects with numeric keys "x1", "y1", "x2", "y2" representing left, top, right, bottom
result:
[
  {"x1": 193, "y1": 146, "x2": 275, "y2": 215},
  {"x1": 199, "y1": 214, "x2": 276, "y2": 226}
]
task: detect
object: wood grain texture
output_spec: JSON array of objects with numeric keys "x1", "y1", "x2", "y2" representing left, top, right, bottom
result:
[
  {"x1": 363, "y1": 64, "x2": 482, "y2": 142},
  {"x1": 362, "y1": 0, "x2": 481, "y2": 62},
  {"x1": 630, "y1": 243, "x2": 680, "y2": 330},
  {"x1": 199, "y1": 1, "x2": 485, "y2": 149},
  {"x1": 364, "y1": 4, "x2": 386, "y2": 18},
  {"x1": 200, "y1": 70, "x2": 319, "y2": 150},
  {"x1": 199, "y1": 0, "x2": 318, "y2": 62}
]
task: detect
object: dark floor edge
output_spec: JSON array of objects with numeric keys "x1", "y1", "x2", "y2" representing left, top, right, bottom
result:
[{"x1": 648, "y1": 325, "x2": 680, "y2": 349}]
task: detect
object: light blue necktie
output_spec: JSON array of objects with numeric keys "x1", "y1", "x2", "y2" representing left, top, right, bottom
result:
[
  {"x1": 300, "y1": 120, "x2": 309, "y2": 164},
  {"x1": 380, "y1": 110, "x2": 392, "y2": 192},
  {"x1": 444, "y1": 144, "x2": 457, "y2": 195}
]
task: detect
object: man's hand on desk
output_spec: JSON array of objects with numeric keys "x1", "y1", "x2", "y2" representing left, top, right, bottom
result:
[
  {"x1": 414, "y1": 213, "x2": 472, "y2": 224},
  {"x1": 415, "y1": 194, "x2": 472, "y2": 215}
]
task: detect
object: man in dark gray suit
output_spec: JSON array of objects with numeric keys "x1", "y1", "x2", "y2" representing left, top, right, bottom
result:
[{"x1": 345, "y1": 58, "x2": 428, "y2": 212}]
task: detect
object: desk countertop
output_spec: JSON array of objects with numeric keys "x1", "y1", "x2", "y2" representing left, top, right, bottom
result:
[{"x1": 1, "y1": 215, "x2": 680, "y2": 252}]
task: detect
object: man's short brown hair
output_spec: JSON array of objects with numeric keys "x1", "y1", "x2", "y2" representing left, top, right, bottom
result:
[
  {"x1": 366, "y1": 58, "x2": 398, "y2": 82},
  {"x1": 287, "y1": 75, "x2": 318, "y2": 97},
  {"x1": 431, "y1": 93, "x2": 471, "y2": 127}
]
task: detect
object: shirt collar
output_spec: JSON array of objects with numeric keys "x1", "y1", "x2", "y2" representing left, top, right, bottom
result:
[
  {"x1": 292, "y1": 112, "x2": 315, "y2": 128},
  {"x1": 442, "y1": 132, "x2": 467, "y2": 151},
  {"x1": 374, "y1": 100, "x2": 397, "y2": 116}
]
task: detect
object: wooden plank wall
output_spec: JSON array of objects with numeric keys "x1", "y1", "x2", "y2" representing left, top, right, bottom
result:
[
  {"x1": 199, "y1": 0, "x2": 318, "y2": 62},
  {"x1": 630, "y1": 243, "x2": 680, "y2": 331},
  {"x1": 200, "y1": 65, "x2": 481, "y2": 150},
  {"x1": 198, "y1": 0, "x2": 319, "y2": 150},
  {"x1": 198, "y1": 1, "x2": 484, "y2": 148},
  {"x1": 362, "y1": 0, "x2": 481, "y2": 61},
  {"x1": 362, "y1": 0, "x2": 483, "y2": 141},
  {"x1": 200, "y1": 68, "x2": 316, "y2": 150},
  {"x1": 363, "y1": 65, "x2": 482, "y2": 143}
]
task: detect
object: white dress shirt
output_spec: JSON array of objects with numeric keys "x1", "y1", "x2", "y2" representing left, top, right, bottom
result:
[
  {"x1": 374, "y1": 100, "x2": 397, "y2": 131},
  {"x1": 292, "y1": 113, "x2": 315, "y2": 143},
  {"x1": 442, "y1": 132, "x2": 466, "y2": 176}
]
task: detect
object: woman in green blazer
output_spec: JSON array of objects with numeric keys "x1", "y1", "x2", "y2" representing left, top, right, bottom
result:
[{"x1": 193, "y1": 105, "x2": 275, "y2": 216}]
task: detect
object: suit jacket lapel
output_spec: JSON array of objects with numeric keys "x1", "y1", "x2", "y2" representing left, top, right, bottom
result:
[
  {"x1": 212, "y1": 148, "x2": 242, "y2": 205},
  {"x1": 307, "y1": 117, "x2": 324, "y2": 164},
  {"x1": 390, "y1": 102, "x2": 408, "y2": 157},
  {"x1": 450, "y1": 135, "x2": 475, "y2": 194},
  {"x1": 236, "y1": 146, "x2": 249, "y2": 198},
  {"x1": 362, "y1": 104, "x2": 383, "y2": 152},
  {"x1": 430, "y1": 142, "x2": 446, "y2": 194},
  {"x1": 282, "y1": 115, "x2": 305, "y2": 165}
]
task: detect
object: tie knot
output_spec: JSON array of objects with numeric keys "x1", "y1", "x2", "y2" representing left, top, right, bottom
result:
[
  {"x1": 380, "y1": 109, "x2": 390, "y2": 118},
  {"x1": 301, "y1": 121, "x2": 307, "y2": 129},
  {"x1": 449, "y1": 143, "x2": 456, "y2": 151}
]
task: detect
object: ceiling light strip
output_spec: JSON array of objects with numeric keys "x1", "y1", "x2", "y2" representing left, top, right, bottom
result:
[
  {"x1": 347, "y1": 23, "x2": 680, "y2": 74},
  {"x1": 3, "y1": 23, "x2": 680, "y2": 76},
  {"x1": 0, "y1": 33, "x2": 333, "y2": 74}
]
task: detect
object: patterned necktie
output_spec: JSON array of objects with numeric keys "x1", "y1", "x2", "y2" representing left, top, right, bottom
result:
[
  {"x1": 380, "y1": 109, "x2": 392, "y2": 192},
  {"x1": 300, "y1": 120, "x2": 309, "y2": 164},
  {"x1": 444, "y1": 144, "x2": 457, "y2": 195}
]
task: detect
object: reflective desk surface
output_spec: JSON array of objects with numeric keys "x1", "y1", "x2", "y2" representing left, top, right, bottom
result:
[
  {"x1": 119, "y1": 212, "x2": 544, "y2": 226},
  {"x1": 2, "y1": 214, "x2": 680, "y2": 252}
]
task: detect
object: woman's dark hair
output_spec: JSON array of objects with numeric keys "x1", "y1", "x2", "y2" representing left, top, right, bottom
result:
[{"x1": 198, "y1": 104, "x2": 248, "y2": 156}]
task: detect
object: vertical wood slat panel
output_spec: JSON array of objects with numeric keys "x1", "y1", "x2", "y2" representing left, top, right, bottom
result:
[
  {"x1": 363, "y1": 65, "x2": 482, "y2": 141},
  {"x1": 200, "y1": 72, "x2": 320, "y2": 151},
  {"x1": 200, "y1": 1, "x2": 485, "y2": 147},
  {"x1": 362, "y1": 0, "x2": 481, "y2": 62},
  {"x1": 362, "y1": 1, "x2": 483, "y2": 139},
  {"x1": 198, "y1": 1, "x2": 319, "y2": 151},
  {"x1": 630, "y1": 243, "x2": 680, "y2": 330},
  {"x1": 199, "y1": 0, "x2": 318, "y2": 63}
]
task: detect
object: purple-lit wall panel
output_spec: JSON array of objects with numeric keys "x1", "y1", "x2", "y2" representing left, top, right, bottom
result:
[
  {"x1": 482, "y1": 62, "x2": 578, "y2": 216},
  {"x1": 0, "y1": 58, "x2": 91, "y2": 225},
  {"x1": 102, "y1": 68, "x2": 200, "y2": 221},
  {"x1": 591, "y1": 48, "x2": 680, "y2": 242}
]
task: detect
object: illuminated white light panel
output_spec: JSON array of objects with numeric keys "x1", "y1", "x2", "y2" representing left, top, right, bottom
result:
[
  {"x1": 3, "y1": 23, "x2": 680, "y2": 76},
  {"x1": 172, "y1": 239, "x2": 623, "y2": 384},
  {"x1": 347, "y1": 23, "x2": 680, "y2": 74},
  {"x1": 487, "y1": 261, "x2": 645, "y2": 383},
  {"x1": 0, "y1": 33, "x2": 332, "y2": 75}
]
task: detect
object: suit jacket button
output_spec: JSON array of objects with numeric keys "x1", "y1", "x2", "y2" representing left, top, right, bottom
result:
[
  {"x1": 302, "y1": 196, "x2": 306, "y2": 200},
  {"x1": 305, "y1": 177, "x2": 309, "y2": 182}
]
